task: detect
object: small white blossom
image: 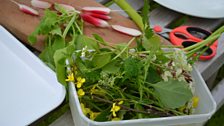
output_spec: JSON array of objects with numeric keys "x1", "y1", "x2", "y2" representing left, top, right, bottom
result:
[
  {"x1": 177, "y1": 76, "x2": 185, "y2": 82},
  {"x1": 176, "y1": 68, "x2": 182, "y2": 76},
  {"x1": 162, "y1": 71, "x2": 172, "y2": 81}
]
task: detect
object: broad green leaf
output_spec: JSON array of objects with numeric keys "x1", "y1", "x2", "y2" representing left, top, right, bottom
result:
[
  {"x1": 146, "y1": 67, "x2": 162, "y2": 83},
  {"x1": 52, "y1": 36, "x2": 65, "y2": 51},
  {"x1": 142, "y1": 35, "x2": 161, "y2": 52},
  {"x1": 54, "y1": 44, "x2": 75, "y2": 86},
  {"x1": 92, "y1": 53, "x2": 111, "y2": 69},
  {"x1": 102, "y1": 60, "x2": 120, "y2": 74},
  {"x1": 39, "y1": 46, "x2": 55, "y2": 69},
  {"x1": 75, "y1": 35, "x2": 100, "y2": 51},
  {"x1": 152, "y1": 79, "x2": 193, "y2": 109}
]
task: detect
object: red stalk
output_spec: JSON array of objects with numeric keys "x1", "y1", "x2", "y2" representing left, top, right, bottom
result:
[
  {"x1": 80, "y1": 13, "x2": 110, "y2": 28},
  {"x1": 83, "y1": 12, "x2": 111, "y2": 20}
]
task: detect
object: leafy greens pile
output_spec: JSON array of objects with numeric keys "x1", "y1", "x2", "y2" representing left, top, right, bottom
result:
[{"x1": 29, "y1": 3, "x2": 197, "y2": 122}]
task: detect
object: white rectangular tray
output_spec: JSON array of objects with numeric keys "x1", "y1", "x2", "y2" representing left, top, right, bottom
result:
[
  {"x1": 69, "y1": 57, "x2": 216, "y2": 126},
  {"x1": 0, "y1": 26, "x2": 65, "y2": 126}
]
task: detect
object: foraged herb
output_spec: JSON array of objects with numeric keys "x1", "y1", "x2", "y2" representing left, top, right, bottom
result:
[
  {"x1": 65, "y1": 35, "x2": 195, "y2": 121},
  {"x1": 29, "y1": 8, "x2": 82, "y2": 85}
]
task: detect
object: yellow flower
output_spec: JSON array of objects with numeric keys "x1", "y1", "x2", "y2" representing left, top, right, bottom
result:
[
  {"x1": 80, "y1": 103, "x2": 91, "y2": 116},
  {"x1": 76, "y1": 77, "x2": 86, "y2": 88},
  {"x1": 111, "y1": 117, "x2": 121, "y2": 121},
  {"x1": 65, "y1": 73, "x2": 74, "y2": 82},
  {"x1": 118, "y1": 101, "x2": 123, "y2": 105},
  {"x1": 89, "y1": 111, "x2": 100, "y2": 120},
  {"x1": 110, "y1": 103, "x2": 121, "y2": 117},
  {"x1": 90, "y1": 85, "x2": 97, "y2": 94},
  {"x1": 192, "y1": 96, "x2": 199, "y2": 108},
  {"x1": 78, "y1": 89, "x2": 85, "y2": 96}
]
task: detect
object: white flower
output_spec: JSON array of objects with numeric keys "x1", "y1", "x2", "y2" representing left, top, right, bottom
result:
[
  {"x1": 176, "y1": 68, "x2": 182, "y2": 76},
  {"x1": 162, "y1": 71, "x2": 172, "y2": 81}
]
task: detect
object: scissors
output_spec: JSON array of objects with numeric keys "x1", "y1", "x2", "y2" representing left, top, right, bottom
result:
[{"x1": 153, "y1": 25, "x2": 218, "y2": 60}]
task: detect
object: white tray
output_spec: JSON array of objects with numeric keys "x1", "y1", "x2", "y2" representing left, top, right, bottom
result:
[
  {"x1": 0, "y1": 26, "x2": 66, "y2": 126},
  {"x1": 69, "y1": 60, "x2": 216, "y2": 126}
]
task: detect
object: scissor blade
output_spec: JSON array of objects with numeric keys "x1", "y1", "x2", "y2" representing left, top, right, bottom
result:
[
  {"x1": 217, "y1": 33, "x2": 224, "y2": 55},
  {"x1": 150, "y1": 25, "x2": 172, "y2": 39}
]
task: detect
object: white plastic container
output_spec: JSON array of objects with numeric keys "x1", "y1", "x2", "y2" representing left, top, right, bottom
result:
[
  {"x1": 0, "y1": 26, "x2": 66, "y2": 125},
  {"x1": 69, "y1": 63, "x2": 216, "y2": 126}
]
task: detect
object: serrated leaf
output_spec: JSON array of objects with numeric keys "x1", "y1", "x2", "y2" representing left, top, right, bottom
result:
[
  {"x1": 152, "y1": 79, "x2": 193, "y2": 109},
  {"x1": 124, "y1": 57, "x2": 142, "y2": 78},
  {"x1": 39, "y1": 10, "x2": 58, "y2": 35}
]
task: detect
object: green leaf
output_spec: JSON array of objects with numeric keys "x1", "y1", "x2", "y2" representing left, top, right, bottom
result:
[
  {"x1": 123, "y1": 57, "x2": 142, "y2": 78},
  {"x1": 39, "y1": 10, "x2": 58, "y2": 35},
  {"x1": 94, "y1": 108, "x2": 111, "y2": 121},
  {"x1": 92, "y1": 52, "x2": 111, "y2": 69},
  {"x1": 28, "y1": 34, "x2": 37, "y2": 44},
  {"x1": 144, "y1": 26, "x2": 154, "y2": 39},
  {"x1": 50, "y1": 27, "x2": 62, "y2": 36},
  {"x1": 75, "y1": 35, "x2": 100, "y2": 51},
  {"x1": 92, "y1": 34, "x2": 108, "y2": 46},
  {"x1": 52, "y1": 36, "x2": 65, "y2": 51},
  {"x1": 102, "y1": 60, "x2": 120, "y2": 74},
  {"x1": 142, "y1": 0, "x2": 150, "y2": 27},
  {"x1": 54, "y1": 43, "x2": 75, "y2": 86},
  {"x1": 146, "y1": 67, "x2": 162, "y2": 83},
  {"x1": 142, "y1": 34, "x2": 161, "y2": 52},
  {"x1": 39, "y1": 46, "x2": 55, "y2": 70},
  {"x1": 152, "y1": 80, "x2": 193, "y2": 109}
]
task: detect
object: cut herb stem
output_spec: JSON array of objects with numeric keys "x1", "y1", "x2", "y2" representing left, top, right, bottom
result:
[
  {"x1": 112, "y1": 37, "x2": 135, "y2": 60},
  {"x1": 63, "y1": 14, "x2": 76, "y2": 38}
]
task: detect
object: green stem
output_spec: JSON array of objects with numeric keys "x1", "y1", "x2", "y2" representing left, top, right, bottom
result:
[
  {"x1": 104, "y1": 0, "x2": 114, "y2": 7},
  {"x1": 113, "y1": 0, "x2": 144, "y2": 31},
  {"x1": 185, "y1": 34, "x2": 220, "y2": 57},
  {"x1": 63, "y1": 14, "x2": 76, "y2": 38},
  {"x1": 112, "y1": 37, "x2": 135, "y2": 60},
  {"x1": 183, "y1": 34, "x2": 220, "y2": 52}
]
